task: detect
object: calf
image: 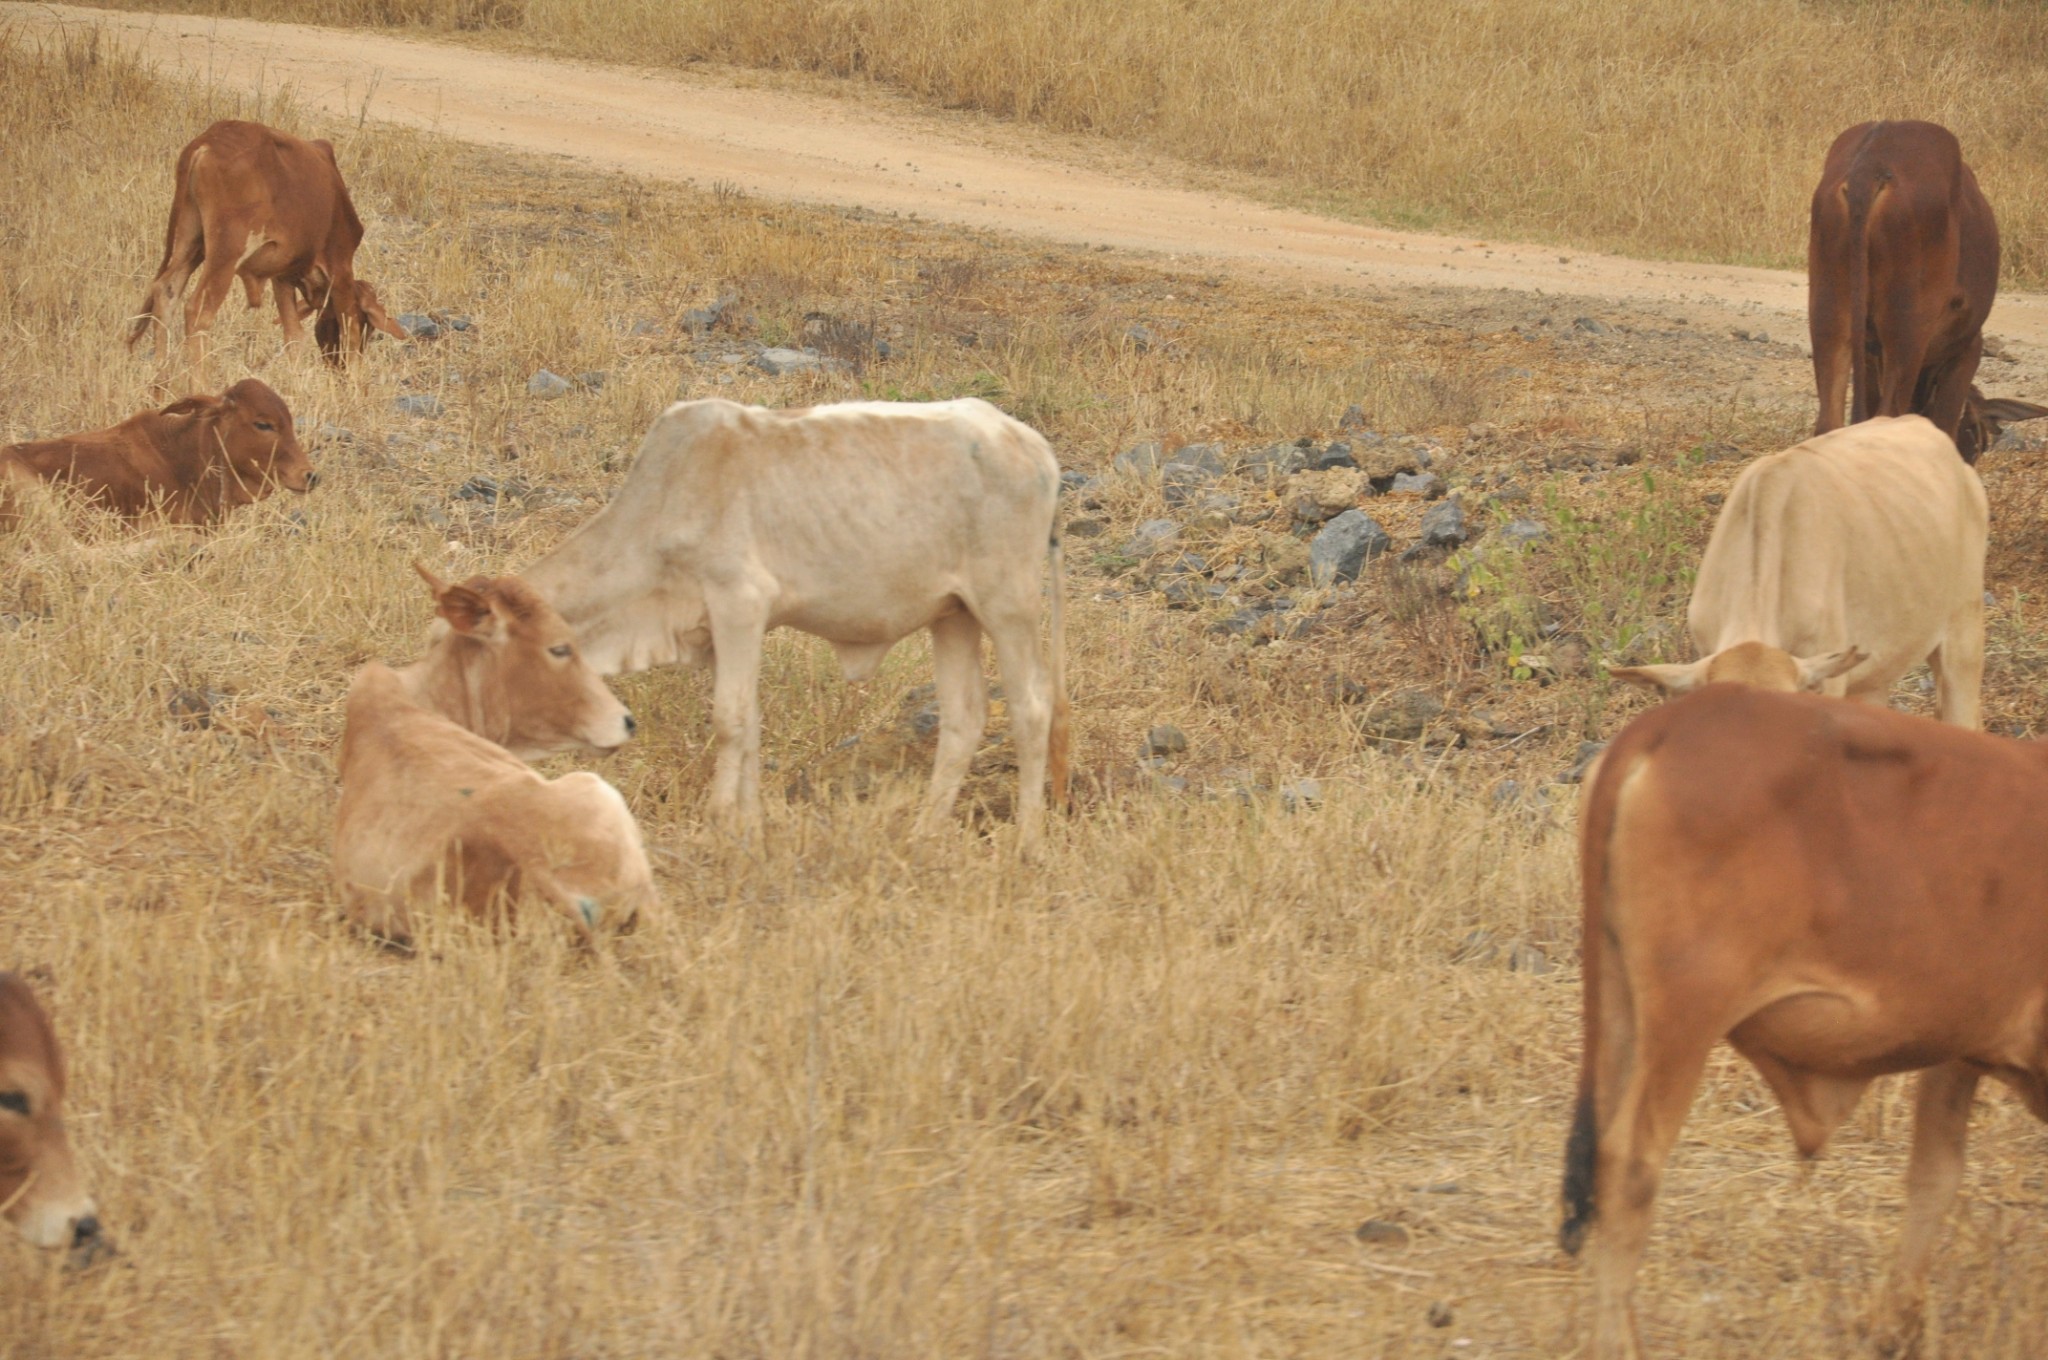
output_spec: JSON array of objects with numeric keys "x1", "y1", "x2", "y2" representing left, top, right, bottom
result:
[
  {"x1": 1809, "y1": 119, "x2": 2047, "y2": 462},
  {"x1": 1, "y1": 379, "x2": 314, "y2": 528},
  {"x1": 0, "y1": 973, "x2": 107, "y2": 1261},
  {"x1": 1564, "y1": 686, "x2": 2048, "y2": 1357},
  {"x1": 523, "y1": 397, "x2": 1070, "y2": 852},
  {"x1": 334, "y1": 567, "x2": 653, "y2": 945},
  {"x1": 129, "y1": 120, "x2": 405, "y2": 381},
  {"x1": 1609, "y1": 416, "x2": 1985, "y2": 728}
]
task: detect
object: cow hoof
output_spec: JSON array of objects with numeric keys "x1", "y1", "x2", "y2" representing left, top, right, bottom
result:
[{"x1": 1862, "y1": 1302, "x2": 1926, "y2": 1359}]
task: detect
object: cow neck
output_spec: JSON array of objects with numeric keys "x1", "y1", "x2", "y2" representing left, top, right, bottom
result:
[{"x1": 397, "y1": 638, "x2": 510, "y2": 748}]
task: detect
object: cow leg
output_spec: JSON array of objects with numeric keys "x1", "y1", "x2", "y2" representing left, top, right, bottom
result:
[
  {"x1": 915, "y1": 608, "x2": 988, "y2": 838},
  {"x1": 1867, "y1": 1062, "x2": 1980, "y2": 1358},
  {"x1": 1922, "y1": 335, "x2": 1984, "y2": 454},
  {"x1": 274, "y1": 278, "x2": 310, "y2": 355},
  {"x1": 1873, "y1": 289, "x2": 1937, "y2": 420},
  {"x1": 181, "y1": 256, "x2": 241, "y2": 389},
  {"x1": 1810, "y1": 258, "x2": 1853, "y2": 434},
  {"x1": 982, "y1": 600, "x2": 1053, "y2": 856},
  {"x1": 1930, "y1": 596, "x2": 1985, "y2": 731},
  {"x1": 705, "y1": 595, "x2": 769, "y2": 835}
]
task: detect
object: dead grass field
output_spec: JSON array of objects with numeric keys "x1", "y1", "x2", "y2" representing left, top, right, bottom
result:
[
  {"x1": 10, "y1": 22, "x2": 2048, "y2": 1360},
  {"x1": 66, "y1": 0, "x2": 2048, "y2": 285}
]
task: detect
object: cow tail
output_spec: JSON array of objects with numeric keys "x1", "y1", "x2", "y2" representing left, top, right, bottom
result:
[
  {"x1": 1559, "y1": 721, "x2": 1648, "y2": 1257},
  {"x1": 130, "y1": 145, "x2": 205, "y2": 350},
  {"x1": 1844, "y1": 166, "x2": 1887, "y2": 424},
  {"x1": 1047, "y1": 529, "x2": 1071, "y2": 814}
]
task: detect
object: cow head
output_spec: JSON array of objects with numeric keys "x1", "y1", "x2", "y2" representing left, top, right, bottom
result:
[
  {"x1": 0, "y1": 975, "x2": 107, "y2": 1264},
  {"x1": 1956, "y1": 388, "x2": 2048, "y2": 464},
  {"x1": 314, "y1": 279, "x2": 408, "y2": 363},
  {"x1": 413, "y1": 564, "x2": 637, "y2": 758},
  {"x1": 160, "y1": 379, "x2": 316, "y2": 507},
  {"x1": 1608, "y1": 641, "x2": 1866, "y2": 697}
]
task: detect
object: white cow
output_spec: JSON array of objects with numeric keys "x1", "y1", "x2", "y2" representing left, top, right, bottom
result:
[
  {"x1": 1609, "y1": 415, "x2": 1987, "y2": 728},
  {"x1": 525, "y1": 398, "x2": 1071, "y2": 849}
]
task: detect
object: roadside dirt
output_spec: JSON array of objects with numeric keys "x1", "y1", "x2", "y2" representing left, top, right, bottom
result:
[{"x1": 12, "y1": 0, "x2": 2048, "y2": 406}]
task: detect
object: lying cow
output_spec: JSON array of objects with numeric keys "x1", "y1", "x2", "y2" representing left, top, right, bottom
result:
[
  {"x1": 0, "y1": 973, "x2": 108, "y2": 1262},
  {"x1": 1, "y1": 379, "x2": 314, "y2": 529},
  {"x1": 129, "y1": 120, "x2": 405, "y2": 382},
  {"x1": 524, "y1": 397, "x2": 1071, "y2": 852},
  {"x1": 334, "y1": 566, "x2": 653, "y2": 945},
  {"x1": 1809, "y1": 119, "x2": 2048, "y2": 462},
  {"x1": 1563, "y1": 685, "x2": 2048, "y2": 1358},
  {"x1": 1609, "y1": 415, "x2": 1985, "y2": 728}
]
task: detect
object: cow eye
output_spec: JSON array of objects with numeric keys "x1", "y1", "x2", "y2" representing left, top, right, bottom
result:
[
  {"x1": 0, "y1": 1092, "x2": 27, "y2": 1117},
  {"x1": 253, "y1": 421, "x2": 275, "y2": 432},
  {"x1": 548, "y1": 644, "x2": 573, "y2": 660}
]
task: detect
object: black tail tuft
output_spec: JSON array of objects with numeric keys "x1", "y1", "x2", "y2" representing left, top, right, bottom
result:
[{"x1": 1559, "y1": 1090, "x2": 1597, "y2": 1255}]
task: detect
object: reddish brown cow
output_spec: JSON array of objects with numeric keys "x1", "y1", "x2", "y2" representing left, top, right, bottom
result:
[
  {"x1": 1562, "y1": 686, "x2": 2048, "y2": 1357},
  {"x1": 1809, "y1": 119, "x2": 2047, "y2": 463},
  {"x1": 129, "y1": 120, "x2": 405, "y2": 380},
  {"x1": 1, "y1": 379, "x2": 314, "y2": 528},
  {"x1": 0, "y1": 973, "x2": 107, "y2": 1261}
]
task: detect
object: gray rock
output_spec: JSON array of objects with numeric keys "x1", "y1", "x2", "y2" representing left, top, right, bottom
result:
[
  {"x1": 1144, "y1": 725, "x2": 1188, "y2": 757},
  {"x1": 1308, "y1": 510, "x2": 1392, "y2": 585},
  {"x1": 167, "y1": 687, "x2": 220, "y2": 730},
  {"x1": 682, "y1": 297, "x2": 732, "y2": 334},
  {"x1": 1508, "y1": 941, "x2": 1554, "y2": 975},
  {"x1": 1114, "y1": 441, "x2": 1165, "y2": 479},
  {"x1": 1338, "y1": 403, "x2": 1370, "y2": 431},
  {"x1": 1160, "y1": 460, "x2": 1219, "y2": 506},
  {"x1": 1278, "y1": 778, "x2": 1322, "y2": 810},
  {"x1": 1389, "y1": 470, "x2": 1445, "y2": 498},
  {"x1": 528, "y1": 369, "x2": 573, "y2": 399},
  {"x1": 437, "y1": 313, "x2": 474, "y2": 332},
  {"x1": 396, "y1": 312, "x2": 440, "y2": 340},
  {"x1": 1427, "y1": 1301, "x2": 1456, "y2": 1329},
  {"x1": 1357, "y1": 689, "x2": 1444, "y2": 742},
  {"x1": 754, "y1": 347, "x2": 827, "y2": 376},
  {"x1": 454, "y1": 475, "x2": 532, "y2": 504},
  {"x1": 1125, "y1": 323, "x2": 1155, "y2": 352},
  {"x1": 1417, "y1": 497, "x2": 1470, "y2": 548},
  {"x1": 1058, "y1": 469, "x2": 1090, "y2": 495},
  {"x1": 1172, "y1": 443, "x2": 1228, "y2": 477},
  {"x1": 1558, "y1": 741, "x2": 1608, "y2": 784},
  {"x1": 1355, "y1": 1219, "x2": 1410, "y2": 1247},
  {"x1": 1309, "y1": 441, "x2": 1356, "y2": 471},
  {"x1": 1123, "y1": 518, "x2": 1180, "y2": 557},
  {"x1": 392, "y1": 393, "x2": 443, "y2": 419},
  {"x1": 1501, "y1": 518, "x2": 1549, "y2": 547},
  {"x1": 1574, "y1": 316, "x2": 1612, "y2": 335},
  {"x1": 1065, "y1": 517, "x2": 1106, "y2": 538},
  {"x1": 1239, "y1": 442, "x2": 1308, "y2": 482},
  {"x1": 574, "y1": 370, "x2": 609, "y2": 391}
]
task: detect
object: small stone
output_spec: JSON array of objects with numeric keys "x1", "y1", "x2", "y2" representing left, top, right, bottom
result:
[
  {"x1": 454, "y1": 475, "x2": 532, "y2": 504},
  {"x1": 1171, "y1": 442, "x2": 1228, "y2": 477},
  {"x1": 1309, "y1": 440, "x2": 1357, "y2": 471},
  {"x1": 1501, "y1": 518, "x2": 1548, "y2": 546},
  {"x1": 527, "y1": 369, "x2": 573, "y2": 399},
  {"x1": 167, "y1": 688, "x2": 218, "y2": 730},
  {"x1": 1508, "y1": 941, "x2": 1554, "y2": 975},
  {"x1": 1573, "y1": 316, "x2": 1612, "y2": 335},
  {"x1": 1144, "y1": 725, "x2": 1189, "y2": 757},
  {"x1": 1389, "y1": 470, "x2": 1445, "y2": 498},
  {"x1": 1558, "y1": 741, "x2": 1608, "y2": 785},
  {"x1": 1123, "y1": 518, "x2": 1180, "y2": 558},
  {"x1": 1358, "y1": 689, "x2": 1444, "y2": 742},
  {"x1": 1065, "y1": 517, "x2": 1106, "y2": 538},
  {"x1": 754, "y1": 347, "x2": 830, "y2": 376},
  {"x1": 1417, "y1": 497, "x2": 1470, "y2": 548},
  {"x1": 574, "y1": 370, "x2": 609, "y2": 391},
  {"x1": 1125, "y1": 323, "x2": 1155, "y2": 352},
  {"x1": 1058, "y1": 469, "x2": 1090, "y2": 494},
  {"x1": 1278, "y1": 778, "x2": 1322, "y2": 810},
  {"x1": 1160, "y1": 460, "x2": 1219, "y2": 506},
  {"x1": 392, "y1": 393, "x2": 444, "y2": 419},
  {"x1": 395, "y1": 312, "x2": 440, "y2": 340},
  {"x1": 1239, "y1": 442, "x2": 1307, "y2": 482},
  {"x1": 1428, "y1": 1301, "x2": 1456, "y2": 1329},
  {"x1": 1114, "y1": 441, "x2": 1165, "y2": 479},
  {"x1": 1355, "y1": 1219, "x2": 1410, "y2": 1247},
  {"x1": 1309, "y1": 510, "x2": 1392, "y2": 585},
  {"x1": 1338, "y1": 404, "x2": 1370, "y2": 431},
  {"x1": 432, "y1": 312, "x2": 474, "y2": 332}
]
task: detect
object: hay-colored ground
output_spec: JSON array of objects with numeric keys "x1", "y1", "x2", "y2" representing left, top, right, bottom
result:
[{"x1": 6, "y1": 25, "x2": 2048, "y2": 1360}]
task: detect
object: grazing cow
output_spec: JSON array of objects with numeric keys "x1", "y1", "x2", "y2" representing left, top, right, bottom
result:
[
  {"x1": 523, "y1": 397, "x2": 1070, "y2": 851},
  {"x1": 0, "y1": 973, "x2": 107, "y2": 1261},
  {"x1": 333, "y1": 567, "x2": 652, "y2": 945},
  {"x1": 1608, "y1": 416, "x2": 1985, "y2": 729},
  {"x1": 1809, "y1": 119, "x2": 2048, "y2": 462},
  {"x1": 1, "y1": 379, "x2": 314, "y2": 529},
  {"x1": 1562, "y1": 685, "x2": 2048, "y2": 1357},
  {"x1": 129, "y1": 120, "x2": 405, "y2": 380}
]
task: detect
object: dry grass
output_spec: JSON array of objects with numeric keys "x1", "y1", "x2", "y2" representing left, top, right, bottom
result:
[
  {"x1": 64, "y1": 0, "x2": 2048, "y2": 284},
  {"x1": 9, "y1": 24, "x2": 2048, "y2": 1359}
]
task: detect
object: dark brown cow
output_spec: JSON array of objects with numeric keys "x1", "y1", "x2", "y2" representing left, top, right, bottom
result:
[
  {"x1": 1, "y1": 379, "x2": 314, "y2": 528},
  {"x1": 0, "y1": 973, "x2": 107, "y2": 1260},
  {"x1": 129, "y1": 120, "x2": 405, "y2": 381},
  {"x1": 1562, "y1": 685, "x2": 2048, "y2": 1357},
  {"x1": 1809, "y1": 119, "x2": 2047, "y2": 463}
]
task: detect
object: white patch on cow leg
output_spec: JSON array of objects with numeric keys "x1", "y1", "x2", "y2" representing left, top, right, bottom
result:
[
  {"x1": 705, "y1": 595, "x2": 769, "y2": 833},
  {"x1": 915, "y1": 611, "x2": 988, "y2": 837},
  {"x1": 984, "y1": 603, "x2": 1053, "y2": 854}
]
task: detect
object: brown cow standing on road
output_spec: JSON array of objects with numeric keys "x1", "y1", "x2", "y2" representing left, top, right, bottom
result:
[
  {"x1": 1, "y1": 378, "x2": 314, "y2": 529},
  {"x1": 129, "y1": 120, "x2": 405, "y2": 382},
  {"x1": 1809, "y1": 119, "x2": 2047, "y2": 462},
  {"x1": 0, "y1": 973, "x2": 108, "y2": 1262},
  {"x1": 1562, "y1": 686, "x2": 2048, "y2": 1358}
]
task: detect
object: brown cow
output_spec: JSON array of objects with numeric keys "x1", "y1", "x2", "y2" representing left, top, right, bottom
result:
[
  {"x1": 1, "y1": 379, "x2": 314, "y2": 529},
  {"x1": 1809, "y1": 119, "x2": 2048, "y2": 463},
  {"x1": 129, "y1": 120, "x2": 405, "y2": 381},
  {"x1": 0, "y1": 973, "x2": 107, "y2": 1261},
  {"x1": 1562, "y1": 685, "x2": 2048, "y2": 1357},
  {"x1": 333, "y1": 567, "x2": 652, "y2": 946}
]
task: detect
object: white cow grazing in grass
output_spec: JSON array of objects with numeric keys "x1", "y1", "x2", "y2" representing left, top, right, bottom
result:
[
  {"x1": 1609, "y1": 415, "x2": 1988, "y2": 728},
  {"x1": 526, "y1": 397, "x2": 1071, "y2": 850}
]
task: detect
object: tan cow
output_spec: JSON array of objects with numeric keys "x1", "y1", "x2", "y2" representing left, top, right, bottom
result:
[
  {"x1": 1, "y1": 379, "x2": 314, "y2": 529},
  {"x1": 0, "y1": 973, "x2": 107, "y2": 1261},
  {"x1": 1563, "y1": 684, "x2": 2048, "y2": 1358},
  {"x1": 333, "y1": 567, "x2": 653, "y2": 945},
  {"x1": 523, "y1": 397, "x2": 1071, "y2": 852},
  {"x1": 129, "y1": 120, "x2": 405, "y2": 382},
  {"x1": 1609, "y1": 415, "x2": 1985, "y2": 728}
]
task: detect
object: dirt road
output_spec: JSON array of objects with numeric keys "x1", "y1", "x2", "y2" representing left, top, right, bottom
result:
[{"x1": 14, "y1": 1, "x2": 2048, "y2": 369}]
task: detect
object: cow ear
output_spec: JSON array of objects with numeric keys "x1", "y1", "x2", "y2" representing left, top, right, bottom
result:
[
  {"x1": 1606, "y1": 661, "x2": 1706, "y2": 696},
  {"x1": 159, "y1": 396, "x2": 216, "y2": 419},
  {"x1": 434, "y1": 581, "x2": 498, "y2": 637},
  {"x1": 1796, "y1": 646, "x2": 1866, "y2": 691},
  {"x1": 357, "y1": 283, "x2": 408, "y2": 339},
  {"x1": 1979, "y1": 398, "x2": 2048, "y2": 424}
]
